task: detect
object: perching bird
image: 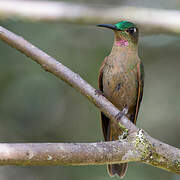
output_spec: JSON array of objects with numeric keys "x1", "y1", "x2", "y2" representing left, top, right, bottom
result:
[{"x1": 97, "y1": 21, "x2": 144, "y2": 178}]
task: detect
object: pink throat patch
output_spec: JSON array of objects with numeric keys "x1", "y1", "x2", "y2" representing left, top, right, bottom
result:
[{"x1": 115, "y1": 38, "x2": 129, "y2": 47}]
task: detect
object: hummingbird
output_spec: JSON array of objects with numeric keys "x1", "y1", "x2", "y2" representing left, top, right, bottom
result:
[{"x1": 97, "y1": 21, "x2": 144, "y2": 178}]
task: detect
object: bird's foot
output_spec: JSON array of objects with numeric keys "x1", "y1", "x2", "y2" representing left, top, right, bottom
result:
[
  {"x1": 115, "y1": 112, "x2": 124, "y2": 121},
  {"x1": 115, "y1": 106, "x2": 128, "y2": 121},
  {"x1": 122, "y1": 105, "x2": 128, "y2": 115},
  {"x1": 95, "y1": 89, "x2": 104, "y2": 96}
]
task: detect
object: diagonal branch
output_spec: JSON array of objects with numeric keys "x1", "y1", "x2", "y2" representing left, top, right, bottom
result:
[
  {"x1": 0, "y1": 1, "x2": 180, "y2": 35},
  {"x1": 0, "y1": 26, "x2": 136, "y2": 133},
  {"x1": 0, "y1": 26, "x2": 179, "y2": 174}
]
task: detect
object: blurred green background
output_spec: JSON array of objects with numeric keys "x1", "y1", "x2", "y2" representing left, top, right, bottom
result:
[{"x1": 0, "y1": 0, "x2": 180, "y2": 180}]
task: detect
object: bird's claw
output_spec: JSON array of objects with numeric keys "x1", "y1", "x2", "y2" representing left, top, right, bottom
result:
[
  {"x1": 95, "y1": 89, "x2": 104, "y2": 96},
  {"x1": 115, "y1": 112, "x2": 124, "y2": 122},
  {"x1": 115, "y1": 106, "x2": 128, "y2": 122},
  {"x1": 122, "y1": 105, "x2": 128, "y2": 115}
]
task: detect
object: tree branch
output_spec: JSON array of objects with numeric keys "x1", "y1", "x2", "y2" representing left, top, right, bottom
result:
[
  {"x1": 0, "y1": 26, "x2": 179, "y2": 174},
  {"x1": 0, "y1": 131, "x2": 179, "y2": 174},
  {"x1": 0, "y1": 0, "x2": 180, "y2": 35}
]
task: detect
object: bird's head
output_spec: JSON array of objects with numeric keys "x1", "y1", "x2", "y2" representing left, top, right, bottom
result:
[{"x1": 97, "y1": 21, "x2": 139, "y2": 47}]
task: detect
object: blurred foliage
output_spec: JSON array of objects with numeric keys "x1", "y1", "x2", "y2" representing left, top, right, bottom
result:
[{"x1": 0, "y1": 0, "x2": 180, "y2": 180}]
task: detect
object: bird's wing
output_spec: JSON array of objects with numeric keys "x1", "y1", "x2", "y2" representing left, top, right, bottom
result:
[
  {"x1": 98, "y1": 57, "x2": 110, "y2": 141},
  {"x1": 133, "y1": 61, "x2": 144, "y2": 124}
]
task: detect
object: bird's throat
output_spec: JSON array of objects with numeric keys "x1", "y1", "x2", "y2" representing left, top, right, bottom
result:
[
  {"x1": 110, "y1": 37, "x2": 138, "y2": 56},
  {"x1": 115, "y1": 37, "x2": 129, "y2": 47}
]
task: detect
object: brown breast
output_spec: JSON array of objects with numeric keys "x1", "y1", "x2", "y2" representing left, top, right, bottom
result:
[{"x1": 102, "y1": 55, "x2": 139, "y2": 118}]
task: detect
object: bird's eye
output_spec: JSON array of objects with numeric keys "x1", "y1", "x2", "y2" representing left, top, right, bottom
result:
[{"x1": 126, "y1": 27, "x2": 137, "y2": 35}]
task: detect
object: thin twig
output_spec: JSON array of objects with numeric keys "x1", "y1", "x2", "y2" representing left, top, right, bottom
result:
[
  {"x1": 0, "y1": 26, "x2": 179, "y2": 174},
  {"x1": 0, "y1": 1, "x2": 180, "y2": 35}
]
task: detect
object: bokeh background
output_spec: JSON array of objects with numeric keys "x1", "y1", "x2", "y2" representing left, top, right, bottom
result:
[{"x1": 0, "y1": 0, "x2": 180, "y2": 180}]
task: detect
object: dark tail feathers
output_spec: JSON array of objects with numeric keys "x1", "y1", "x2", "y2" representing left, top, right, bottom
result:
[{"x1": 108, "y1": 163, "x2": 128, "y2": 178}]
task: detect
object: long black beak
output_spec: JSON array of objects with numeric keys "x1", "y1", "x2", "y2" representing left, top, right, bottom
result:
[{"x1": 97, "y1": 24, "x2": 118, "y2": 30}]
